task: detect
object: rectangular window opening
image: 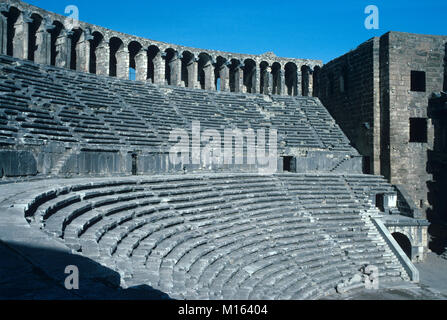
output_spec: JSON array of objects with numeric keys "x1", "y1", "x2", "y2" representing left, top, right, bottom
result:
[
  {"x1": 409, "y1": 118, "x2": 428, "y2": 143},
  {"x1": 411, "y1": 71, "x2": 426, "y2": 92}
]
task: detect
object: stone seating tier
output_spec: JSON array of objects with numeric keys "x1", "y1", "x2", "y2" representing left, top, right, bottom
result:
[
  {"x1": 23, "y1": 173, "x2": 408, "y2": 300},
  {"x1": 0, "y1": 55, "x2": 356, "y2": 153}
]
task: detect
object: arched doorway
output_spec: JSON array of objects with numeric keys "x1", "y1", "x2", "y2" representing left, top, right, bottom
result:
[
  {"x1": 147, "y1": 45, "x2": 160, "y2": 83},
  {"x1": 109, "y1": 37, "x2": 124, "y2": 77},
  {"x1": 27, "y1": 13, "x2": 43, "y2": 62},
  {"x1": 89, "y1": 31, "x2": 104, "y2": 74},
  {"x1": 392, "y1": 232, "x2": 412, "y2": 259},
  {"x1": 271, "y1": 62, "x2": 281, "y2": 95},
  {"x1": 181, "y1": 50, "x2": 194, "y2": 88},
  {"x1": 285, "y1": 62, "x2": 298, "y2": 96},
  {"x1": 128, "y1": 41, "x2": 143, "y2": 81},
  {"x1": 69, "y1": 28, "x2": 82, "y2": 70},
  {"x1": 243, "y1": 58, "x2": 256, "y2": 93}
]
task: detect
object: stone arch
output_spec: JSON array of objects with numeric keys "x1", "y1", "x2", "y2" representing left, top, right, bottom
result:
[
  {"x1": 49, "y1": 20, "x2": 65, "y2": 67},
  {"x1": 5, "y1": 6, "x2": 21, "y2": 57},
  {"x1": 285, "y1": 62, "x2": 298, "y2": 96},
  {"x1": 392, "y1": 232, "x2": 412, "y2": 259},
  {"x1": 271, "y1": 62, "x2": 282, "y2": 95},
  {"x1": 259, "y1": 61, "x2": 270, "y2": 94},
  {"x1": 243, "y1": 58, "x2": 257, "y2": 93},
  {"x1": 301, "y1": 65, "x2": 313, "y2": 97},
  {"x1": 109, "y1": 36, "x2": 125, "y2": 77},
  {"x1": 198, "y1": 52, "x2": 214, "y2": 90},
  {"x1": 313, "y1": 65, "x2": 321, "y2": 97},
  {"x1": 27, "y1": 13, "x2": 42, "y2": 62},
  {"x1": 147, "y1": 45, "x2": 161, "y2": 84},
  {"x1": 89, "y1": 31, "x2": 103, "y2": 74},
  {"x1": 69, "y1": 28, "x2": 82, "y2": 70},
  {"x1": 180, "y1": 50, "x2": 195, "y2": 88},
  {"x1": 164, "y1": 48, "x2": 178, "y2": 85},
  {"x1": 128, "y1": 40, "x2": 143, "y2": 81},
  {"x1": 215, "y1": 56, "x2": 228, "y2": 91},
  {"x1": 0, "y1": 4, "x2": 9, "y2": 55},
  {"x1": 229, "y1": 58, "x2": 243, "y2": 93}
]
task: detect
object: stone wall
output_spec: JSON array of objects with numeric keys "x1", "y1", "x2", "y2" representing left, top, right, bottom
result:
[
  {"x1": 318, "y1": 37, "x2": 380, "y2": 175},
  {"x1": 383, "y1": 32, "x2": 446, "y2": 214},
  {"x1": 427, "y1": 93, "x2": 447, "y2": 253},
  {"x1": 318, "y1": 31, "x2": 447, "y2": 219}
]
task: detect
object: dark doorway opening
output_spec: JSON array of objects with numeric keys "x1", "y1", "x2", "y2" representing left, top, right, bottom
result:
[
  {"x1": 131, "y1": 154, "x2": 137, "y2": 175},
  {"x1": 392, "y1": 232, "x2": 412, "y2": 259},
  {"x1": 283, "y1": 156, "x2": 294, "y2": 172},
  {"x1": 375, "y1": 193, "x2": 385, "y2": 212},
  {"x1": 363, "y1": 156, "x2": 371, "y2": 174}
]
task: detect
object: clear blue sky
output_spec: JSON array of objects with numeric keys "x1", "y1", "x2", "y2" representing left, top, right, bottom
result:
[{"x1": 26, "y1": 0, "x2": 446, "y2": 63}]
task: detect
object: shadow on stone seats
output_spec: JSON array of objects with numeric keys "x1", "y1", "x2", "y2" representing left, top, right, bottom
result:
[{"x1": 0, "y1": 241, "x2": 171, "y2": 300}]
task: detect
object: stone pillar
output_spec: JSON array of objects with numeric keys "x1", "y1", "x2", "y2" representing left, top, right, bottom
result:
[
  {"x1": 253, "y1": 66, "x2": 260, "y2": 94},
  {"x1": 135, "y1": 49, "x2": 148, "y2": 81},
  {"x1": 204, "y1": 61, "x2": 215, "y2": 90},
  {"x1": 116, "y1": 46, "x2": 129, "y2": 79},
  {"x1": 267, "y1": 68, "x2": 273, "y2": 95},
  {"x1": 263, "y1": 67, "x2": 272, "y2": 95},
  {"x1": 34, "y1": 18, "x2": 54, "y2": 65},
  {"x1": 219, "y1": 62, "x2": 230, "y2": 92},
  {"x1": 0, "y1": 4, "x2": 9, "y2": 55},
  {"x1": 153, "y1": 51, "x2": 165, "y2": 84},
  {"x1": 95, "y1": 40, "x2": 109, "y2": 76},
  {"x1": 308, "y1": 69, "x2": 313, "y2": 97},
  {"x1": 13, "y1": 11, "x2": 32, "y2": 60},
  {"x1": 169, "y1": 52, "x2": 182, "y2": 86},
  {"x1": 235, "y1": 63, "x2": 244, "y2": 93},
  {"x1": 187, "y1": 56, "x2": 198, "y2": 89},
  {"x1": 295, "y1": 69, "x2": 301, "y2": 96},
  {"x1": 55, "y1": 29, "x2": 73, "y2": 69},
  {"x1": 76, "y1": 29, "x2": 93, "y2": 73},
  {"x1": 279, "y1": 70, "x2": 286, "y2": 95}
]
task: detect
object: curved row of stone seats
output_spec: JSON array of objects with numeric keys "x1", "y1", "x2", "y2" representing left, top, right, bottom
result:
[
  {"x1": 47, "y1": 68, "x2": 164, "y2": 147},
  {"x1": 114, "y1": 84, "x2": 185, "y2": 143},
  {"x1": 287, "y1": 97, "x2": 352, "y2": 152},
  {"x1": 0, "y1": 60, "x2": 80, "y2": 109},
  {"x1": 344, "y1": 174, "x2": 396, "y2": 207},
  {"x1": 0, "y1": 54, "x2": 357, "y2": 154},
  {"x1": 0, "y1": 89, "x2": 79, "y2": 144},
  {"x1": 254, "y1": 97, "x2": 323, "y2": 148},
  {"x1": 23, "y1": 173, "x2": 407, "y2": 299},
  {"x1": 211, "y1": 93, "x2": 267, "y2": 130},
  {"x1": 166, "y1": 87, "x2": 228, "y2": 135}
]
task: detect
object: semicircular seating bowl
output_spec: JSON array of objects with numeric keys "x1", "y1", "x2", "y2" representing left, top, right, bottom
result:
[{"x1": 23, "y1": 173, "x2": 408, "y2": 300}]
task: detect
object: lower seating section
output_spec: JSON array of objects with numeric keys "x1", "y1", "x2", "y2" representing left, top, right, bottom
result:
[
  {"x1": 24, "y1": 173, "x2": 408, "y2": 300},
  {"x1": 0, "y1": 54, "x2": 356, "y2": 154},
  {"x1": 344, "y1": 174, "x2": 396, "y2": 209}
]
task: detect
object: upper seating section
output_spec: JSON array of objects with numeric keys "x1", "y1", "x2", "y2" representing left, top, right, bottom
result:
[
  {"x1": 21, "y1": 173, "x2": 408, "y2": 300},
  {"x1": 0, "y1": 54, "x2": 356, "y2": 154}
]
